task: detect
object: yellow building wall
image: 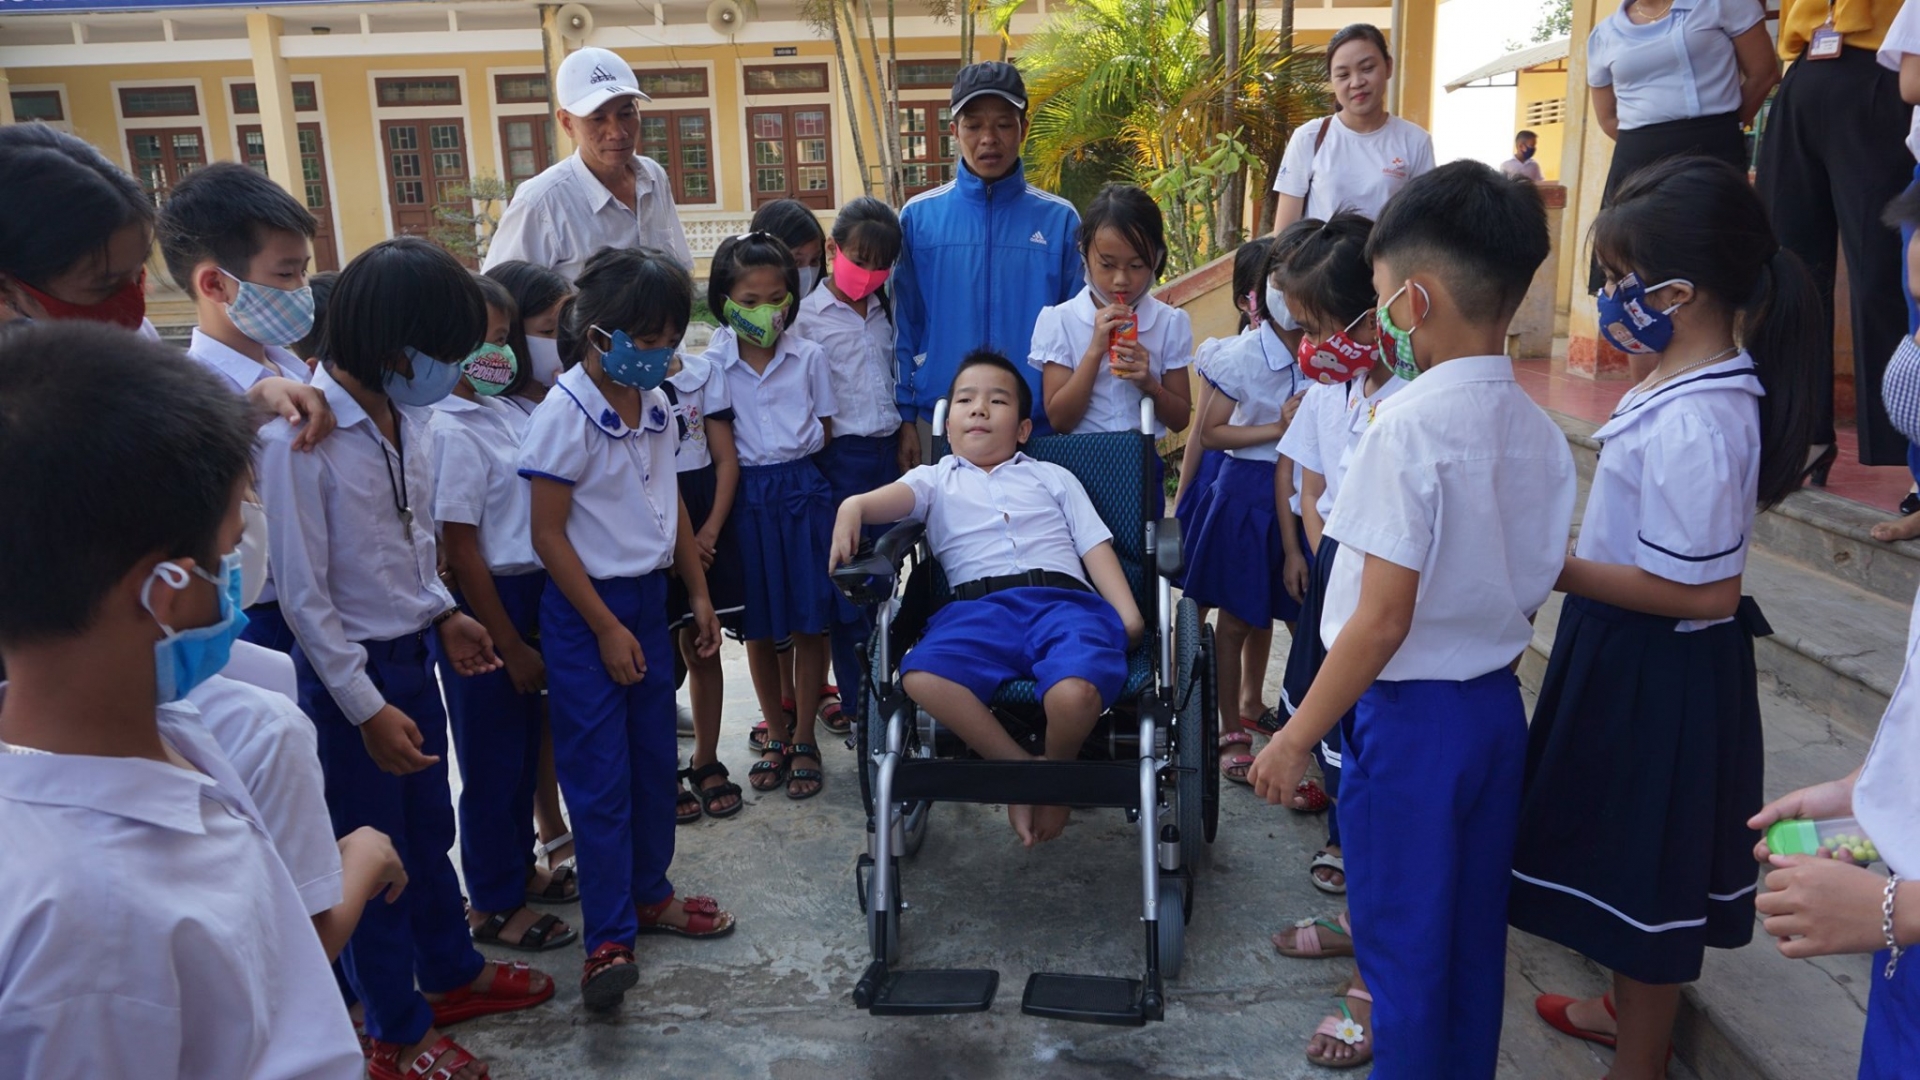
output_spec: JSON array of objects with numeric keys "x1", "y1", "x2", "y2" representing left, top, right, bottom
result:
[{"x1": 1515, "y1": 67, "x2": 1567, "y2": 183}]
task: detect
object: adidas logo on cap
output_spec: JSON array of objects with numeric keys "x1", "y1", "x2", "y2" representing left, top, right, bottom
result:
[{"x1": 589, "y1": 65, "x2": 618, "y2": 85}]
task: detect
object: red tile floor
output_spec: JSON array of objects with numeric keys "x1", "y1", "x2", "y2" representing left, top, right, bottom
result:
[{"x1": 1513, "y1": 358, "x2": 1915, "y2": 515}]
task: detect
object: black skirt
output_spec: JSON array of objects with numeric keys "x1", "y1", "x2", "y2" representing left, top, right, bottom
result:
[
  {"x1": 1587, "y1": 112, "x2": 1747, "y2": 294},
  {"x1": 1509, "y1": 595, "x2": 1771, "y2": 985},
  {"x1": 667, "y1": 462, "x2": 745, "y2": 631},
  {"x1": 1282, "y1": 532, "x2": 1345, "y2": 787}
]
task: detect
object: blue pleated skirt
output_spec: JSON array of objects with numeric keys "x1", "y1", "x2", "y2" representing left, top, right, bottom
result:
[
  {"x1": 733, "y1": 457, "x2": 836, "y2": 641},
  {"x1": 1181, "y1": 455, "x2": 1302, "y2": 627}
]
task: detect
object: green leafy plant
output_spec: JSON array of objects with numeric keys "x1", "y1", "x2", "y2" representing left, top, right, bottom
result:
[
  {"x1": 431, "y1": 174, "x2": 515, "y2": 261},
  {"x1": 1146, "y1": 131, "x2": 1261, "y2": 275}
]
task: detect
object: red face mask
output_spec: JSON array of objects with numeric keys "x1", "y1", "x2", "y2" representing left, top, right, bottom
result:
[
  {"x1": 15, "y1": 270, "x2": 147, "y2": 330},
  {"x1": 831, "y1": 250, "x2": 891, "y2": 302},
  {"x1": 1302, "y1": 311, "x2": 1379, "y2": 385}
]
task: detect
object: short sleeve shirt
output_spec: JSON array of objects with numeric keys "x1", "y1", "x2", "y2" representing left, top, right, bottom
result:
[
  {"x1": 663, "y1": 352, "x2": 735, "y2": 473},
  {"x1": 1588, "y1": 0, "x2": 1765, "y2": 130},
  {"x1": 429, "y1": 395, "x2": 540, "y2": 575},
  {"x1": 1202, "y1": 322, "x2": 1304, "y2": 463},
  {"x1": 1028, "y1": 288, "x2": 1195, "y2": 436},
  {"x1": 1271, "y1": 115, "x2": 1437, "y2": 222},
  {"x1": 897, "y1": 452, "x2": 1113, "y2": 587},
  {"x1": 708, "y1": 328, "x2": 838, "y2": 467},
  {"x1": 789, "y1": 285, "x2": 900, "y2": 440}
]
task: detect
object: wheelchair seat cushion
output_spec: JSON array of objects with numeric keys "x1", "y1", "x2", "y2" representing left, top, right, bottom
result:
[
  {"x1": 994, "y1": 643, "x2": 1154, "y2": 711},
  {"x1": 900, "y1": 587, "x2": 1131, "y2": 709}
]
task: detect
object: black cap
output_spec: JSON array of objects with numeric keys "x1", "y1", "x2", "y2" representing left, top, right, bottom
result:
[{"x1": 949, "y1": 61, "x2": 1027, "y2": 114}]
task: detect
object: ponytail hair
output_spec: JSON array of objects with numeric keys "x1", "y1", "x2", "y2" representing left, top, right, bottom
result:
[
  {"x1": 1274, "y1": 211, "x2": 1377, "y2": 332},
  {"x1": 1592, "y1": 156, "x2": 1819, "y2": 508},
  {"x1": 1231, "y1": 237, "x2": 1276, "y2": 331}
]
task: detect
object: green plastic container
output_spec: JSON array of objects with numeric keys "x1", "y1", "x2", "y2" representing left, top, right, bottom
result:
[{"x1": 1765, "y1": 816, "x2": 1881, "y2": 864}]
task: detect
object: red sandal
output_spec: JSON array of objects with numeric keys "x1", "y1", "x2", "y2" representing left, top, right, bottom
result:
[
  {"x1": 817, "y1": 684, "x2": 851, "y2": 735},
  {"x1": 367, "y1": 1035, "x2": 490, "y2": 1080},
  {"x1": 1291, "y1": 778, "x2": 1331, "y2": 814},
  {"x1": 428, "y1": 959, "x2": 553, "y2": 1027},
  {"x1": 581, "y1": 941, "x2": 639, "y2": 1011},
  {"x1": 636, "y1": 893, "x2": 737, "y2": 938}
]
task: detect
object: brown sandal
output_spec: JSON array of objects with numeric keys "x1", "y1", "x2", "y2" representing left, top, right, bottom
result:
[{"x1": 636, "y1": 893, "x2": 736, "y2": 939}]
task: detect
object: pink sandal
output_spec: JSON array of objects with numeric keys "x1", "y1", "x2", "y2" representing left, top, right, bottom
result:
[
  {"x1": 1274, "y1": 911, "x2": 1354, "y2": 958},
  {"x1": 1218, "y1": 731, "x2": 1255, "y2": 784},
  {"x1": 1306, "y1": 986, "x2": 1374, "y2": 1069}
]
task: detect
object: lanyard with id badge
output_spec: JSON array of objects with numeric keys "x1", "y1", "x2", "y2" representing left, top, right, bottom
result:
[{"x1": 1809, "y1": 0, "x2": 1843, "y2": 59}]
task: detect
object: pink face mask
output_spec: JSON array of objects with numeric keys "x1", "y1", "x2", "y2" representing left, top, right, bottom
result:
[{"x1": 832, "y1": 250, "x2": 891, "y2": 301}]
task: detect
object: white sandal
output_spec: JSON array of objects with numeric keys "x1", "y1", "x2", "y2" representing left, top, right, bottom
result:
[{"x1": 1310, "y1": 850, "x2": 1347, "y2": 895}]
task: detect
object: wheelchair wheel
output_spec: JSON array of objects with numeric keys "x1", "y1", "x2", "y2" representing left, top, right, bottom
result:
[
  {"x1": 1199, "y1": 622, "x2": 1220, "y2": 844},
  {"x1": 1156, "y1": 874, "x2": 1188, "y2": 979},
  {"x1": 1172, "y1": 598, "x2": 1213, "y2": 870}
]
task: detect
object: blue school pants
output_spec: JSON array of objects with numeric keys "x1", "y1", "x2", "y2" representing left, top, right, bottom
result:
[
  {"x1": 296, "y1": 633, "x2": 485, "y2": 1047},
  {"x1": 816, "y1": 433, "x2": 901, "y2": 720},
  {"x1": 1341, "y1": 668, "x2": 1527, "y2": 1080},
  {"x1": 241, "y1": 600, "x2": 297, "y2": 653},
  {"x1": 540, "y1": 571, "x2": 676, "y2": 953},
  {"x1": 1861, "y1": 950, "x2": 1919, "y2": 1079},
  {"x1": 430, "y1": 571, "x2": 545, "y2": 914}
]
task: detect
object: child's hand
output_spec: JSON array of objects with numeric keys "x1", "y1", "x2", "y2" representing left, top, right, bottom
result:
[
  {"x1": 1755, "y1": 854, "x2": 1891, "y2": 959},
  {"x1": 694, "y1": 524, "x2": 721, "y2": 570},
  {"x1": 829, "y1": 507, "x2": 863, "y2": 571},
  {"x1": 248, "y1": 376, "x2": 336, "y2": 450},
  {"x1": 691, "y1": 597, "x2": 722, "y2": 659},
  {"x1": 339, "y1": 826, "x2": 409, "y2": 904},
  {"x1": 1248, "y1": 730, "x2": 1312, "y2": 807},
  {"x1": 437, "y1": 613, "x2": 502, "y2": 677},
  {"x1": 1749, "y1": 776, "x2": 1858, "y2": 862},
  {"x1": 360, "y1": 704, "x2": 441, "y2": 775},
  {"x1": 1281, "y1": 390, "x2": 1307, "y2": 429},
  {"x1": 501, "y1": 638, "x2": 547, "y2": 695},
  {"x1": 597, "y1": 624, "x2": 648, "y2": 684},
  {"x1": 1109, "y1": 340, "x2": 1153, "y2": 385},
  {"x1": 1283, "y1": 551, "x2": 1311, "y2": 603}
]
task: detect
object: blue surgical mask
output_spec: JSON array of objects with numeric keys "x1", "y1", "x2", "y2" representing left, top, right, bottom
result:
[
  {"x1": 142, "y1": 550, "x2": 249, "y2": 704},
  {"x1": 591, "y1": 325, "x2": 671, "y2": 390},
  {"x1": 1596, "y1": 273, "x2": 1689, "y2": 356},
  {"x1": 386, "y1": 346, "x2": 464, "y2": 406}
]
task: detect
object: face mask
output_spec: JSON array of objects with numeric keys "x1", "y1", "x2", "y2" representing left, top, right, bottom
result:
[
  {"x1": 724, "y1": 298, "x2": 788, "y2": 349},
  {"x1": 591, "y1": 325, "x2": 671, "y2": 390},
  {"x1": 461, "y1": 342, "x2": 519, "y2": 396},
  {"x1": 1303, "y1": 310, "x2": 1381, "y2": 385},
  {"x1": 1266, "y1": 285, "x2": 1301, "y2": 332},
  {"x1": 237, "y1": 500, "x2": 269, "y2": 609},
  {"x1": 385, "y1": 346, "x2": 464, "y2": 407},
  {"x1": 220, "y1": 269, "x2": 313, "y2": 347},
  {"x1": 142, "y1": 551, "x2": 249, "y2": 704},
  {"x1": 799, "y1": 266, "x2": 820, "y2": 297},
  {"x1": 1519, "y1": 145, "x2": 1537, "y2": 162},
  {"x1": 526, "y1": 335, "x2": 564, "y2": 387},
  {"x1": 1884, "y1": 336, "x2": 1920, "y2": 444},
  {"x1": 832, "y1": 250, "x2": 891, "y2": 301},
  {"x1": 16, "y1": 270, "x2": 147, "y2": 330},
  {"x1": 1596, "y1": 272, "x2": 1689, "y2": 356},
  {"x1": 1376, "y1": 282, "x2": 1427, "y2": 382}
]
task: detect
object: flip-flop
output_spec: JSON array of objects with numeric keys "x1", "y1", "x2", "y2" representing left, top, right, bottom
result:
[
  {"x1": 1273, "y1": 911, "x2": 1354, "y2": 958},
  {"x1": 1218, "y1": 730, "x2": 1255, "y2": 785},
  {"x1": 1305, "y1": 986, "x2": 1374, "y2": 1069}
]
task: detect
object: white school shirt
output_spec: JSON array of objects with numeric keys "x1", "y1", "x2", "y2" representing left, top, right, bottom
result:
[
  {"x1": 1271, "y1": 114, "x2": 1436, "y2": 222},
  {"x1": 1855, "y1": 585, "x2": 1920, "y2": 878},
  {"x1": 665, "y1": 352, "x2": 735, "y2": 473},
  {"x1": 255, "y1": 365, "x2": 456, "y2": 726},
  {"x1": 1876, "y1": 2, "x2": 1920, "y2": 161},
  {"x1": 1577, "y1": 353, "x2": 1761, "y2": 631},
  {"x1": 707, "y1": 326, "x2": 838, "y2": 467},
  {"x1": 481, "y1": 151, "x2": 694, "y2": 279},
  {"x1": 1203, "y1": 321, "x2": 1303, "y2": 463},
  {"x1": 429, "y1": 394, "x2": 540, "y2": 576},
  {"x1": 0, "y1": 693, "x2": 364, "y2": 1080},
  {"x1": 1282, "y1": 375, "x2": 1410, "y2": 520},
  {"x1": 1588, "y1": 0, "x2": 1764, "y2": 131},
  {"x1": 790, "y1": 283, "x2": 901, "y2": 439},
  {"x1": 190, "y1": 329, "x2": 311, "y2": 607},
  {"x1": 185, "y1": 675, "x2": 344, "y2": 918},
  {"x1": 1320, "y1": 355, "x2": 1577, "y2": 682},
  {"x1": 1028, "y1": 287, "x2": 1195, "y2": 437},
  {"x1": 897, "y1": 451, "x2": 1113, "y2": 588},
  {"x1": 517, "y1": 363, "x2": 679, "y2": 581}
]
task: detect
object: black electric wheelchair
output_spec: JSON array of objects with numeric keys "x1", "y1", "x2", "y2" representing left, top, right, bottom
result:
[{"x1": 829, "y1": 399, "x2": 1219, "y2": 1026}]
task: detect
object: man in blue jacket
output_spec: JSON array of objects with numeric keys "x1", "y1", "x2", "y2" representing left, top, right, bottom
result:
[{"x1": 893, "y1": 61, "x2": 1084, "y2": 467}]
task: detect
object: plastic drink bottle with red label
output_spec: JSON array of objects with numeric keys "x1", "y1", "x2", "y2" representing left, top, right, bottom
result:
[{"x1": 1109, "y1": 299, "x2": 1138, "y2": 371}]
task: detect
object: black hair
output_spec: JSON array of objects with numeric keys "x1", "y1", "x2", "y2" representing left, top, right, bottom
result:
[
  {"x1": 1516, "y1": 129, "x2": 1538, "y2": 142},
  {"x1": 0, "y1": 123, "x2": 155, "y2": 290},
  {"x1": 1366, "y1": 159, "x2": 1548, "y2": 325},
  {"x1": 749, "y1": 198, "x2": 826, "y2": 276},
  {"x1": 287, "y1": 270, "x2": 337, "y2": 361},
  {"x1": 558, "y1": 246, "x2": 693, "y2": 371},
  {"x1": 156, "y1": 161, "x2": 317, "y2": 298},
  {"x1": 1594, "y1": 156, "x2": 1820, "y2": 508},
  {"x1": 485, "y1": 259, "x2": 572, "y2": 342},
  {"x1": 1254, "y1": 222, "x2": 1322, "y2": 325},
  {"x1": 949, "y1": 348, "x2": 1033, "y2": 424},
  {"x1": 0, "y1": 321, "x2": 255, "y2": 645},
  {"x1": 707, "y1": 232, "x2": 802, "y2": 337},
  {"x1": 831, "y1": 196, "x2": 903, "y2": 269},
  {"x1": 1274, "y1": 212, "x2": 1377, "y2": 332},
  {"x1": 320, "y1": 237, "x2": 486, "y2": 390},
  {"x1": 1078, "y1": 183, "x2": 1170, "y2": 279},
  {"x1": 1326, "y1": 24, "x2": 1391, "y2": 77},
  {"x1": 1232, "y1": 237, "x2": 1276, "y2": 331}
]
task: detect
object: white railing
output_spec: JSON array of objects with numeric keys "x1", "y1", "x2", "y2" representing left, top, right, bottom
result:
[{"x1": 682, "y1": 213, "x2": 760, "y2": 258}]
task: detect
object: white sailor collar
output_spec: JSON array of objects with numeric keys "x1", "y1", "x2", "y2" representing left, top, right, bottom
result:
[
  {"x1": 554, "y1": 363, "x2": 670, "y2": 439},
  {"x1": 1593, "y1": 352, "x2": 1764, "y2": 442},
  {"x1": 1071, "y1": 286, "x2": 1166, "y2": 335}
]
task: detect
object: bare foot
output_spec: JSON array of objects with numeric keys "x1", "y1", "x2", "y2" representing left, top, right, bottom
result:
[
  {"x1": 1031, "y1": 804, "x2": 1071, "y2": 844},
  {"x1": 1871, "y1": 510, "x2": 1920, "y2": 543},
  {"x1": 1564, "y1": 994, "x2": 1618, "y2": 1037},
  {"x1": 1008, "y1": 804, "x2": 1038, "y2": 847}
]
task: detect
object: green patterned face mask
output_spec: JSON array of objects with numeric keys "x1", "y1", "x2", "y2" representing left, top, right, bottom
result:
[
  {"x1": 723, "y1": 297, "x2": 788, "y2": 348},
  {"x1": 1375, "y1": 281, "x2": 1427, "y2": 382}
]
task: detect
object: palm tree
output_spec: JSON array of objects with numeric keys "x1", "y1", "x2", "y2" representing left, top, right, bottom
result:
[{"x1": 1019, "y1": 0, "x2": 1326, "y2": 265}]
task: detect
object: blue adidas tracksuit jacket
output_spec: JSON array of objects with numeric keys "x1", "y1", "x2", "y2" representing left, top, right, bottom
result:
[{"x1": 892, "y1": 158, "x2": 1084, "y2": 435}]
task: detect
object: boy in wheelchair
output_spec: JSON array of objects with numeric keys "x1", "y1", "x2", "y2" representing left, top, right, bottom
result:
[{"x1": 829, "y1": 350, "x2": 1145, "y2": 847}]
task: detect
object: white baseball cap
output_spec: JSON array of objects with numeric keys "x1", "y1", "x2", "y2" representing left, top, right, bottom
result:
[{"x1": 557, "y1": 47, "x2": 650, "y2": 116}]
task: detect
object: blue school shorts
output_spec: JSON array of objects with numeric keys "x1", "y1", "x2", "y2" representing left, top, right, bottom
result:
[{"x1": 901, "y1": 586, "x2": 1130, "y2": 708}]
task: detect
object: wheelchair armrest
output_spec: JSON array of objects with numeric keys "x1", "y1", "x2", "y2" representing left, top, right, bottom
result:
[
  {"x1": 873, "y1": 520, "x2": 926, "y2": 570},
  {"x1": 1154, "y1": 518, "x2": 1184, "y2": 579},
  {"x1": 829, "y1": 521, "x2": 926, "y2": 606}
]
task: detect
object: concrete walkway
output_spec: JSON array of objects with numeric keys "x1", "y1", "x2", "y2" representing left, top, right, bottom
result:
[{"x1": 443, "y1": 636, "x2": 1675, "y2": 1080}]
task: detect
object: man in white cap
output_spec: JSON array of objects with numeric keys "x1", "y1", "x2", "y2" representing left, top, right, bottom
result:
[{"x1": 484, "y1": 46, "x2": 693, "y2": 279}]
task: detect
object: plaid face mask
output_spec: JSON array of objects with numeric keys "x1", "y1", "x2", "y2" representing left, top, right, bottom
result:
[{"x1": 222, "y1": 269, "x2": 314, "y2": 348}]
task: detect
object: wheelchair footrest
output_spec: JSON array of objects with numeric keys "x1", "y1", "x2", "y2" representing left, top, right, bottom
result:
[
  {"x1": 1020, "y1": 972, "x2": 1149, "y2": 1027},
  {"x1": 860, "y1": 964, "x2": 999, "y2": 1016}
]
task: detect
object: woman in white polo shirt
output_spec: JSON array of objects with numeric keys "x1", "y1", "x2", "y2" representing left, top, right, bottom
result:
[
  {"x1": 1585, "y1": 0, "x2": 1779, "y2": 292},
  {"x1": 1270, "y1": 23, "x2": 1435, "y2": 235}
]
